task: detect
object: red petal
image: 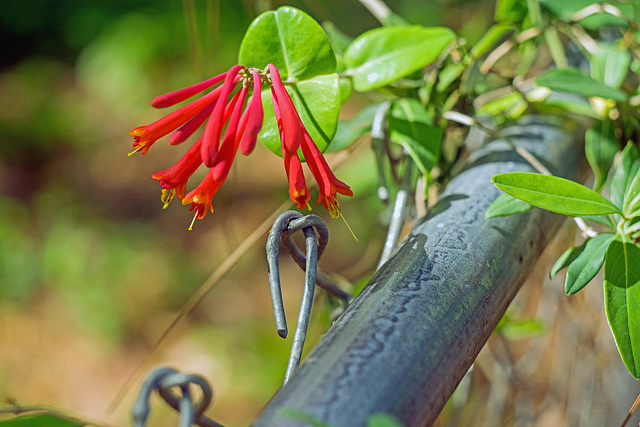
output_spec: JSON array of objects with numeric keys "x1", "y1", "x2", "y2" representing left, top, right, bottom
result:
[
  {"x1": 284, "y1": 150, "x2": 310, "y2": 209},
  {"x1": 152, "y1": 137, "x2": 204, "y2": 189},
  {"x1": 151, "y1": 72, "x2": 226, "y2": 108},
  {"x1": 211, "y1": 86, "x2": 249, "y2": 181},
  {"x1": 268, "y1": 64, "x2": 301, "y2": 154},
  {"x1": 201, "y1": 65, "x2": 245, "y2": 167},
  {"x1": 239, "y1": 71, "x2": 264, "y2": 156},
  {"x1": 169, "y1": 102, "x2": 215, "y2": 146}
]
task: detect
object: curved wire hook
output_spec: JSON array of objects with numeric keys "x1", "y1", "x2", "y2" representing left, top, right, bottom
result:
[
  {"x1": 132, "y1": 366, "x2": 222, "y2": 427},
  {"x1": 266, "y1": 211, "x2": 343, "y2": 384}
]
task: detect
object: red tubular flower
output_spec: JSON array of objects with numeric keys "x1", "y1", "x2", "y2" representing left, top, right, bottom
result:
[
  {"x1": 201, "y1": 64, "x2": 245, "y2": 167},
  {"x1": 211, "y1": 85, "x2": 249, "y2": 181},
  {"x1": 299, "y1": 130, "x2": 353, "y2": 218},
  {"x1": 181, "y1": 170, "x2": 225, "y2": 228},
  {"x1": 129, "y1": 83, "x2": 227, "y2": 155},
  {"x1": 130, "y1": 62, "x2": 352, "y2": 227},
  {"x1": 151, "y1": 136, "x2": 204, "y2": 203},
  {"x1": 267, "y1": 64, "x2": 301, "y2": 154},
  {"x1": 238, "y1": 71, "x2": 264, "y2": 156},
  {"x1": 268, "y1": 65, "x2": 352, "y2": 217},
  {"x1": 284, "y1": 150, "x2": 310, "y2": 209},
  {"x1": 151, "y1": 72, "x2": 227, "y2": 108}
]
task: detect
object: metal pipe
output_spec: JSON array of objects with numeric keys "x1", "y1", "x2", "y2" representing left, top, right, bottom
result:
[{"x1": 253, "y1": 117, "x2": 580, "y2": 427}]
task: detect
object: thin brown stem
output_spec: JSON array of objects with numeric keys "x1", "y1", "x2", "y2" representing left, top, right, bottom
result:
[{"x1": 619, "y1": 391, "x2": 640, "y2": 427}]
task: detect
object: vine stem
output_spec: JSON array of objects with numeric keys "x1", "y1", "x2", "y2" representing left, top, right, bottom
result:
[
  {"x1": 619, "y1": 391, "x2": 640, "y2": 427},
  {"x1": 443, "y1": 111, "x2": 598, "y2": 238},
  {"x1": 357, "y1": 0, "x2": 392, "y2": 24}
]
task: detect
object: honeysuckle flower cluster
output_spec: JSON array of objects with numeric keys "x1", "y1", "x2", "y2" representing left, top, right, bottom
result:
[{"x1": 129, "y1": 64, "x2": 352, "y2": 228}]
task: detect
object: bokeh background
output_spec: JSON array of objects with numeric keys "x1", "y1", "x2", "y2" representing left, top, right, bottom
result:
[{"x1": 1, "y1": 0, "x2": 638, "y2": 426}]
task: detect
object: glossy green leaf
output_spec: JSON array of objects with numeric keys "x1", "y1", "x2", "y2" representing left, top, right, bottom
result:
[
  {"x1": 585, "y1": 120, "x2": 619, "y2": 192},
  {"x1": 610, "y1": 143, "x2": 640, "y2": 211},
  {"x1": 540, "y1": 0, "x2": 633, "y2": 30},
  {"x1": 0, "y1": 414, "x2": 83, "y2": 427},
  {"x1": 550, "y1": 244, "x2": 585, "y2": 279},
  {"x1": 258, "y1": 74, "x2": 340, "y2": 155},
  {"x1": 536, "y1": 68, "x2": 628, "y2": 102},
  {"x1": 591, "y1": 43, "x2": 631, "y2": 89},
  {"x1": 367, "y1": 413, "x2": 404, "y2": 427},
  {"x1": 239, "y1": 7, "x2": 336, "y2": 80},
  {"x1": 491, "y1": 172, "x2": 622, "y2": 216},
  {"x1": 485, "y1": 193, "x2": 532, "y2": 219},
  {"x1": 565, "y1": 233, "x2": 614, "y2": 294},
  {"x1": 388, "y1": 98, "x2": 441, "y2": 176},
  {"x1": 238, "y1": 7, "x2": 340, "y2": 156},
  {"x1": 623, "y1": 170, "x2": 640, "y2": 216},
  {"x1": 604, "y1": 235, "x2": 640, "y2": 378},
  {"x1": 470, "y1": 24, "x2": 514, "y2": 58},
  {"x1": 327, "y1": 103, "x2": 379, "y2": 153},
  {"x1": 344, "y1": 26, "x2": 455, "y2": 91}
]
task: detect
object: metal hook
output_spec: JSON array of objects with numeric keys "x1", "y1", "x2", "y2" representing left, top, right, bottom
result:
[
  {"x1": 266, "y1": 211, "x2": 345, "y2": 384},
  {"x1": 132, "y1": 366, "x2": 222, "y2": 427}
]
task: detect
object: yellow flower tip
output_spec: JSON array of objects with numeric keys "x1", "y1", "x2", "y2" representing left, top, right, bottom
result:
[
  {"x1": 128, "y1": 144, "x2": 146, "y2": 157},
  {"x1": 340, "y1": 212, "x2": 359, "y2": 243},
  {"x1": 161, "y1": 188, "x2": 176, "y2": 209},
  {"x1": 188, "y1": 211, "x2": 198, "y2": 231}
]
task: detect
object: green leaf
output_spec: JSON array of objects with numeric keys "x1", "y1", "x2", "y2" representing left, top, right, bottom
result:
[
  {"x1": 544, "y1": 27, "x2": 568, "y2": 69},
  {"x1": 610, "y1": 143, "x2": 640, "y2": 211},
  {"x1": 470, "y1": 24, "x2": 514, "y2": 59},
  {"x1": 538, "y1": 97, "x2": 599, "y2": 118},
  {"x1": 591, "y1": 43, "x2": 631, "y2": 89},
  {"x1": 258, "y1": 75, "x2": 340, "y2": 155},
  {"x1": 604, "y1": 235, "x2": 640, "y2": 378},
  {"x1": 344, "y1": 26, "x2": 455, "y2": 91},
  {"x1": 585, "y1": 120, "x2": 619, "y2": 192},
  {"x1": 387, "y1": 98, "x2": 441, "y2": 176},
  {"x1": 327, "y1": 103, "x2": 379, "y2": 153},
  {"x1": 436, "y1": 63, "x2": 465, "y2": 93},
  {"x1": 536, "y1": 68, "x2": 628, "y2": 102},
  {"x1": 550, "y1": 244, "x2": 585, "y2": 279},
  {"x1": 0, "y1": 414, "x2": 83, "y2": 427},
  {"x1": 581, "y1": 214, "x2": 616, "y2": 229},
  {"x1": 565, "y1": 233, "x2": 614, "y2": 294},
  {"x1": 623, "y1": 169, "x2": 640, "y2": 216},
  {"x1": 238, "y1": 7, "x2": 340, "y2": 156},
  {"x1": 367, "y1": 413, "x2": 404, "y2": 427},
  {"x1": 476, "y1": 91, "x2": 527, "y2": 123},
  {"x1": 485, "y1": 193, "x2": 533, "y2": 219},
  {"x1": 540, "y1": 0, "x2": 633, "y2": 30},
  {"x1": 239, "y1": 7, "x2": 336, "y2": 81},
  {"x1": 491, "y1": 172, "x2": 622, "y2": 216}
]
